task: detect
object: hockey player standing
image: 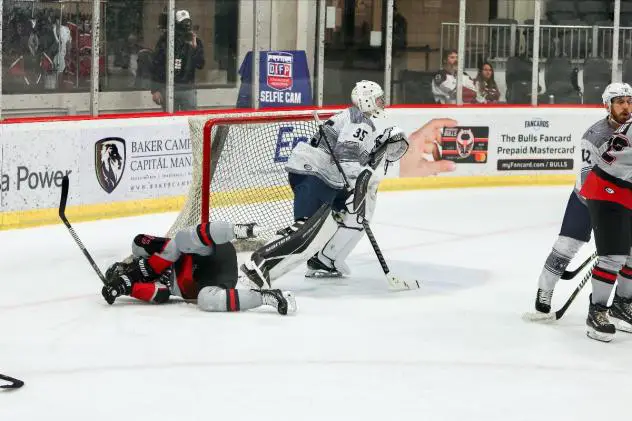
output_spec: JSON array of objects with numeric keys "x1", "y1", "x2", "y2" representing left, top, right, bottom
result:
[
  {"x1": 533, "y1": 83, "x2": 632, "y2": 320},
  {"x1": 102, "y1": 222, "x2": 297, "y2": 315},
  {"x1": 240, "y1": 80, "x2": 409, "y2": 287},
  {"x1": 577, "y1": 84, "x2": 632, "y2": 342}
]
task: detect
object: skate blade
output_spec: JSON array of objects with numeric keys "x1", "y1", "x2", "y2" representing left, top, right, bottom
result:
[
  {"x1": 610, "y1": 316, "x2": 632, "y2": 333},
  {"x1": 284, "y1": 292, "x2": 298, "y2": 315},
  {"x1": 586, "y1": 327, "x2": 614, "y2": 342},
  {"x1": 388, "y1": 275, "x2": 421, "y2": 290},
  {"x1": 305, "y1": 270, "x2": 343, "y2": 279},
  {"x1": 522, "y1": 311, "x2": 556, "y2": 323}
]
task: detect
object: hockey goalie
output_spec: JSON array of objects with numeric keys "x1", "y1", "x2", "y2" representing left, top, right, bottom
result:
[{"x1": 240, "y1": 80, "x2": 409, "y2": 288}]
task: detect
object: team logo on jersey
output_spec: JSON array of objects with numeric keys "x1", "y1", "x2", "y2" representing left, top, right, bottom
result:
[
  {"x1": 524, "y1": 117, "x2": 550, "y2": 131},
  {"x1": 605, "y1": 187, "x2": 615, "y2": 194},
  {"x1": 266, "y1": 52, "x2": 293, "y2": 91},
  {"x1": 95, "y1": 137, "x2": 126, "y2": 194}
]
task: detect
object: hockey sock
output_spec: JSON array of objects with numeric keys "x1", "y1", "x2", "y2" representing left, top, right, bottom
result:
[
  {"x1": 591, "y1": 266, "x2": 618, "y2": 305},
  {"x1": 616, "y1": 265, "x2": 632, "y2": 299},
  {"x1": 197, "y1": 287, "x2": 263, "y2": 312},
  {"x1": 130, "y1": 282, "x2": 170, "y2": 304},
  {"x1": 225, "y1": 289, "x2": 263, "y2": 312},
  {"x1": 538, "y1": 236, "x2": 584, "y2": 290}
]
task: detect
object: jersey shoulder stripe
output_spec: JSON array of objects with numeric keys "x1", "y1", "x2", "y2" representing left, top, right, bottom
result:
[{"x1": 582, "y1": 118, "x2": 613, "y2": 148}]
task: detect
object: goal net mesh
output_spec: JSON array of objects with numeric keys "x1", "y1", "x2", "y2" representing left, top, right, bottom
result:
[{"x1": 167, "y1": 111, "x2": 334, "y2": 250}]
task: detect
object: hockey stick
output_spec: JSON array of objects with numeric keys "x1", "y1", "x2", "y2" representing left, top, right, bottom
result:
[
  {"x1": 0, "y1": 373, "x2": 24, "y2": 389},
  {"x1": 59, "y1": 175, "x2": 108, "y2": 285},
  {"x1": 561, "y1": 252, "x2": 597, "y2": 280},
  {"x1": 523, "y1": 259, "x2": 596, "y2": 322},
  {"x1": 313, "y1": 112, "x2": 420, "y2": 290}
]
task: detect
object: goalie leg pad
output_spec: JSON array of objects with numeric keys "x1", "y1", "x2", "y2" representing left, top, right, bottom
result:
[
  {"x1": 243, "y1": 203, "x2": 338, "y2": 286},
  {"x1": 316, "y1": 178, "x2": 379, "y2": 275}
]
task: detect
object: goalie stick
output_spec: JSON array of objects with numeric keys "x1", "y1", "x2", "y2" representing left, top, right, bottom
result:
[
  {"x1": 0, "y1": 373, "x2": 24, "y2": 389},
  {"x1": 523, "y1": 258, "x2": 596, "y2": 322},
  {"x1": 313, "y1": 112, "x2": 420, "y2": 290},
  {"x1": 59, "y1": 175, "x2": 108, "y2": 285}
]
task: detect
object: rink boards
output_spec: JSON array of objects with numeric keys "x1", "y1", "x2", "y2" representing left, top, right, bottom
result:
[{"x1": 0, "y1": 105, "x2": 598, "y2": 230}]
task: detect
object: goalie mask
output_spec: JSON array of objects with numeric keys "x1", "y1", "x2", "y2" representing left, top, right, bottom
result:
[
  {"x1": 456, "y1": 129, "x2": 475, "y2": 158},
  {"x1": 351, "y1": 80, "x2": 386, "y2": 119}
]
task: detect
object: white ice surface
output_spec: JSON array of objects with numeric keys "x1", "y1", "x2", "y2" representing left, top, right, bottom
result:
[{"x1": 2, "y1": 186, "x2": 632, "y2": 421}]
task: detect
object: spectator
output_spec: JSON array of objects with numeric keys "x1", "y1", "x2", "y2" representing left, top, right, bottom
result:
[
  {"x1": 151, "y1": 9, "x2": 205, "y2": 112},
  {"x1": 431, "y1": 49, "x2": 477, "y2": 104},
  {"x1": 34, "y1": 16, "x2": 59, "y2": 91},
  {"x1": 53, "y1": 14, "x2": 72, "y2": 90},
  {"x1": 393, "y1": 2, "x2": 407, "y2": 54},
  {"x1": 474, "y1": 61, "x2": 500, "y2": 103}
]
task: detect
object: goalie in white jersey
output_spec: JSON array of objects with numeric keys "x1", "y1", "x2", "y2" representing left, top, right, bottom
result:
[
  {"x1": 533, "y1": 83, "x2": 630, "y2": 319},
  {"x1": 577, "y1": 83, "x2": 632, "y2": 342},
  {"x1": 240, "y1": 81, "x2": 409, "y2": 288}
]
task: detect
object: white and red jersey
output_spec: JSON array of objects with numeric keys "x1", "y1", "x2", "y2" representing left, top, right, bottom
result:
[{"x1": 580, "y1": 120, "x2": 632, "y2": 209}]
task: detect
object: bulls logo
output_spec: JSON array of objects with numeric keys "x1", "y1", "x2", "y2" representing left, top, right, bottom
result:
[
  {"x1": 266, "y1": 52, "x2": 293, "y2": 91},
  {"x1": 95, "y1": 137, "x2": 126, "y2": 193},
  {"x1": 456, "y1": 129, "x2": 475, "y2": 158}
]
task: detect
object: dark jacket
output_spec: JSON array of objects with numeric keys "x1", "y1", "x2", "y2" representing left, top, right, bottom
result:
[{"x1": 151, "y1": 33, "x2": 205, "y2": 93}]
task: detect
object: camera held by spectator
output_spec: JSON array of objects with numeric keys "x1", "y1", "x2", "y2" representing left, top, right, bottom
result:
[{"x1": 150, "y1": 9, "x2": 205, "y2": 111}]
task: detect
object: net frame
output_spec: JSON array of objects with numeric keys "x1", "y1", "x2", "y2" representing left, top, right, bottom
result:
[
  {"x1": 199, "y1": 112, "x2": 335, "y2": 225},
  {"x1": 166, "y1": 109, "x2": 340, "y2": 248}
]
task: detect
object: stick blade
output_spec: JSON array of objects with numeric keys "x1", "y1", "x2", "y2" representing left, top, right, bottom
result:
[
  {"x1": 59, "y1": 175, "x2": 70, "y2": 218},
  {"x1": 387, "y1": 274, "x2": 421, "y2": 291},
  {"x1": 522, "y1": 311, "x2": 556, "y2": 323},
  {"x1": 0, "y1": 374, "x2": 24, "y2": 390}
]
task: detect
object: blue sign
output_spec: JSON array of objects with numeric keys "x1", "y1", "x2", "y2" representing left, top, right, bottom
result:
[
  {"x1": 237, "y1": 50, "x2": 313, "y2": 108},
  {"x1": 273, "y1": 126, "x2": 309, "y2": 163}
]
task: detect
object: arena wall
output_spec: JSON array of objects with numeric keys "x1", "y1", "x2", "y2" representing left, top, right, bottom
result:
[{"x1": 0, "y1": 105, "x2": 602, "y2": 230}]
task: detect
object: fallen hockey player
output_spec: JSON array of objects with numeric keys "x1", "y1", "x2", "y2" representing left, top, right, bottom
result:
[{"x1": 102, "y1": 221, "x2": 297, "y2": 315}]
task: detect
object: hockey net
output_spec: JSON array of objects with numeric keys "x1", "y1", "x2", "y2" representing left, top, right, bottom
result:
[{"x1": 167, "y1": 110, "x2": 336, "y2": 250}]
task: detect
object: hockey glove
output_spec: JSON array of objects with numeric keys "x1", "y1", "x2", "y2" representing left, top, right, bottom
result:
[
  {"x1": 102, "y1": 275, "x2": 132, "y2": 305},
  {"x1": 102, "y1": 258, "x2": 158, "y2": 305},
  {"x1": 368, "y1": 126, "x2": 409, "y2": 171}
]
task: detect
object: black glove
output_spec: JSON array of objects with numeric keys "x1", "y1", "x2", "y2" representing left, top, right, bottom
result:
[{"x1": 102, "y1": 258, "x2": 158, "y2": 305}]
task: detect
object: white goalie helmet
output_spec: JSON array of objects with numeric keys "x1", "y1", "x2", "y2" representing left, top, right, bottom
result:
[
  {"x1": 351, "y1": 80, "x2": 386, "y2": 118},
  {"x1": 602, "y1": 82, "x2": 632, "y2": 111}
]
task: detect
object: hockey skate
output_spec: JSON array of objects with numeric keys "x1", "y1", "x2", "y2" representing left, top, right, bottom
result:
[
  {"x1": 305, "y1": 254, "x2": 343, "y2": 279},
  {"x1": 535, "y1": 288, "x2": 553, "y2": 314},
  {"x1": 233, "y1": 223, "x2": 261, "y2": 240},
  {"x1": 260, "y1": 289, "x2": 297, "y2": 315},
  {"x1": 609, "y1": 294, "x2": 632, "y2": 333},
  {"x1": 586, "y1": 295, "x2": 616, "y2": 342}
]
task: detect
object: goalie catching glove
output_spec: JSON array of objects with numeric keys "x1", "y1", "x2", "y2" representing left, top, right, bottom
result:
[{"x1": 365, "y1": 125, "x2": 409, "y2": 171}]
